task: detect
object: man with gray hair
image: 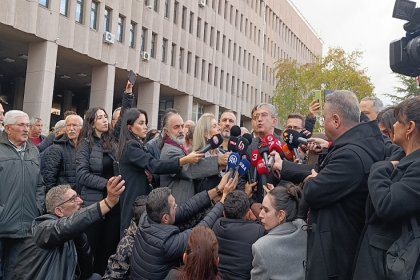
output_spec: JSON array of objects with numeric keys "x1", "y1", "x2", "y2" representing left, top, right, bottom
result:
[
  {"x1": 0, "y1": 110, "x2": 45, "y2": 280},
  {"x1": 14, "y1": 176, "x2": 125, "y2": 279},
  {"x1": 42, "y1": 114, "x2": 84, "y2": 192},
  {"x1": 28, "y1": 116, "x2": 46, "y2": 146},
  {"x1": 272, "y1": 90, "x2": 386, "y2": 280},
  {"x1": 360, "y1": 96, "x2": 384, "y2": 121}
]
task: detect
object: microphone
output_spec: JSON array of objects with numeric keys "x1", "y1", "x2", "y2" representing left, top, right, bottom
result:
[
  {"x1": 258, "y1": 140, "x2": 270, "y2": 168},
  {"x1": 238, "y1": 159, "x2": 251, "y2": 183},
  {"x1": 250, "y1": 150, "x2": 262, "y2": 183},
  {"x1": 256, "y1": 159, "x2": 269, "y2": 187},
  {"x1": 227, "y1": 125, "x2": 242, "y2": 152},
  {"x1": 263, "y1": 134, "x2": 276, "y2": 146},
  {"x1": 242, "y1": 133, "x2": 253, "y2": 144},
  {"x1": 197, "y1": 134, "x2": 223, "y2": 153},
  {"x1": 267, "y1": 138, "x2": 284, "y2": 166},
  {"x1": 227, "y1": 152, "x2": 240, "y2": 177},
  {"x1": 236, "y1": 136, "x2": 250, "y2": 157},
  {"x1": 283, "y1": 129, "x2": 308, "y2": 148},
  {"x1": 282, "y1": 144, "x2": 295, "y2": 161}
]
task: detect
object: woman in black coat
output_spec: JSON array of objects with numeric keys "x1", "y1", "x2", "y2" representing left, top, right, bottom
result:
[
  {"x1": 117, "y1": 108, "x2": 204, "y2": 234},
  {"x1": 353, "y1": 97, "x2": 420, "y2": 279}
]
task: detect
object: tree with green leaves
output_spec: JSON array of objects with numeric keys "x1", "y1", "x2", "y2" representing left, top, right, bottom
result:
[
  {"x1": 273, "y1": 47, "x2": 374, "y2": 126},
  {"x1": 386, "y1": 74, "x2": 420, "y2": 103}
]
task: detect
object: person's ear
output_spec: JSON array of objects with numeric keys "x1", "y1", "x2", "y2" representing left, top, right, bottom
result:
[
  {"x1": 161, "y1": 213, "x2": 169, "y2": 224},
  {"x1": 183, "y1": 252, "x2": 188, "y2": 265},
  {"x1": 128, "y1": 125, "x2": 133, "y2": 133},
  {"x1": 277, "y1": 210, "x2": 286, "y2": 224},
  {"x1": 54, "y1": 207, "x2": 64, "y2": 218},
  {"x1": 214, "y1": 256, "x2": 220, "y2": 266},
  {"x1": 332, "y1": 114, "x2": 341, "y2": 128},
  {"x1": 407, "y1": 120, "x2": 416, "y2": 138}
]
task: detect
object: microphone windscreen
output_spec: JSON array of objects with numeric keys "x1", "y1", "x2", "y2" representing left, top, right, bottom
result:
[
  {"x1": 230, "y1": 125, "x2": 241, "y2": 137},
  {"x1": 242, "y1": 133, "x2": 253, "y2": 144},
  {"x1": 238, "y1": 159, "x2": 251, "y2": 176},
  {"x1": 250, "y1": 150, "x2": 262, "y2": 167},
  {"x1": 282, "y1": 129, "x2": 301, "y2": 149},
  {"x1": 236, "y1": 137, "x2": 249, "y2": 156},
  {"x1": 256, "y1": 159, "x2": 269, "y2": 175},
  {"x1": 227, "y1": 152, "x2": 240, "y2": 170},
  {"x1": 209, "y1": 134, "x2": 223, "y2": 148}
]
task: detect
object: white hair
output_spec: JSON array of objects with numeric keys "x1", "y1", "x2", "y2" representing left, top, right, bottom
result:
[
  {"x1": 4, "y1": 110, "x2": 29, "y2": 126},
  {"x1": 65, "y1": 114, "x2": 83, "y2": 126},
  {"x1": 54, "y1": 120, "x2": 66, "y2": 131}
]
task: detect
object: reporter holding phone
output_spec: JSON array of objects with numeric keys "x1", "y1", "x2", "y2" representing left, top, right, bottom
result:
[{"x1": 117, "y1": 108, "x2": 205, "y2": 235}]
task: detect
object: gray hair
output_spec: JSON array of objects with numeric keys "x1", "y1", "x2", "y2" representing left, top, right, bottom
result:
[
  {"x1": 112, "y1": 107, "x2": 121, "y2": 120},
  {"x1": 29, "y1": 116, "x2": 42, "y2": 125},
  {"x1": 361, "y1": 96, "x2": 384, "y2": 113},
  {"x1": 146, "y1": 187, "x2": 172, "y2": 223},
  {"x1": 255, "y1": 103, "x2": 278, "y2": 118},
  {"x1": 54, "y1": 120, "x2": 66, "y2": 131},
  {"x1": 46, "y1": 185, "x2": 72, "y2": 214},
  {"x1": 326, "y1": 90, "x2": 360, "y2": 124},
  {"x1": 3, "y1": 110, "x2": 29, "y2": 126},
  {"x1": 65, "y1": 114, "x2": 83, "y2": 126}
]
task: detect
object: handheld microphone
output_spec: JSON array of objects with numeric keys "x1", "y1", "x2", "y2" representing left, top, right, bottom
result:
[
  {"x1": 230, "y1": 125, "x2": 241, "y2": 137},
  {"x1": 250, "y1": 150, "x2": 262, "y2": 183},
  {"x1": 267, "y1": 139, "x2": 284, "y2": 166},
  {"x1": 236, "y1": 136, "x2": 250, "y2": 157},
  {"x1": 258, "y1": 140, "x2": 270, "y2": 168},
  {"x1": 228, "y1": 125, "x2": 242, "y2": 152},
  {"x1": 283, "y1": 129, "x2": 308, "y2": 148},
  {"x1": 227, "y1": 152, "x2": 240, "y2": 177},
  {"x1": 238, "y1": 159, "x2": 251, "y2": 183},
  {"x1": 242, "y1": 133, "x2": 253, "y2": 144},
  {"x1": 256, "y1": 159, "x2": 269, "y2": 187},
  {"x1": 263, "y1": 134, "x2": 276, "y2": 146},
  {"x1": 197, "y1": 134, "x2": 223, "y2": 153},
  {"x1": 282, "y1": 144, "x2": 295, "y2": 161}
]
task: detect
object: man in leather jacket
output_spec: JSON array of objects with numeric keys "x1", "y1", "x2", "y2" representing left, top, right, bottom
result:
[{"x1": 14, "y1": 176, "x2": 126, "y2": 280}]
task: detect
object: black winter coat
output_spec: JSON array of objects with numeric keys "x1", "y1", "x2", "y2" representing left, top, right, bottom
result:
[
  {"x1": 119, "y1": 139, "x2": 181, "y2": 234},
  {"x1": 130, "y1": 191, "x2": 224, "y2": 280},
  {"x1": 76, "y1": 137, "x2": 116, "y2": 205},
  {"x1": 14, "y1": 203, "x2": 102, "y2": 280},
  {"x1": 303, "y1": 121, "x2": 385, "y2": 280},
  {"x1": 42, "y1": 134, "x2": 77, "y2": 192},
  {"x1": 212, "y1": 217, "x2": 265, "y2": 280},
  {"x1": 352, "y1": 149, "x2": 420, "y2": 279}
]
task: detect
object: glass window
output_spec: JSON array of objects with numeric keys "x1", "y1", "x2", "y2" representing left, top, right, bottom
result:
[
  {"x1": 141, "y1": 27, "x2": 148, "y2": 52},
  {"x1": 60, "y1": 0, "x2": 69, "y2": 16},
  {"x1": 117, "y1": 15, "x2": 125, "y2": 42},
  {"x1": 151, "y1": 32, "x2": 157, "y2": 58},
  {"x1": 171, "y1": 43, "x2": 176, "y2": 67},
  {"x1": 189, "y1": 12, "x2": 194, "y2": 34},
  {"x1": 181, "y1": 6, "x2": 187, "y2": 29},
  {"x1": 201, "y1": 59, "x2": 206, "y2": 81},
  {"x1": 173, "y1": 1, "x2": 179, "y2": 24},
  {"x1": 90, "y1": 1, "x2": 99, "y2": 30},
  {"x1": 75, "y1": 0, "x2": 84, "y2": 24},
  {"x1": 179, "y1": 48, "x2": 185, "y2": 70},
  {"x1": 196, "y1": 17, "x2": 201, "y2": 38},
  {"x1": 129, "y1": 22, "x2": 136, "y2": 48},
  {"x1": 162, "y1": 38, "x2": 168, "y2": 63},
  {"x1": 104, "y1": 7, "x2": 112, "y2": 32},
  {"x1": 194, "y1": 56, "x2": 199, "y2": 78},
  {"x1": 153, "y1": 0, "x2": 159, "y2": 12},
  {"x1": 203, "y1": 22, "x2": 208, "y2": 43},
  {"x1": 39, "y1": 0, "x2": 49, "y2": 7},
  {"x1": 187, "y1": 52, "x2": 192, "y2": 73},
  {"x1": 164, "y1": 0, "x2": 170, "y2": 18}
]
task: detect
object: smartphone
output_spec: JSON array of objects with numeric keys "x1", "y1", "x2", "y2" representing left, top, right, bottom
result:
[
  {"x1": 113, "y1": 161, "x2": 120, "y2": 176},
  {"x1": 312, "y1": 90, "x2": 322, "y2": 104},
  {"x1": 128, "y1": 70, "x2": 137, "y2": 86}
]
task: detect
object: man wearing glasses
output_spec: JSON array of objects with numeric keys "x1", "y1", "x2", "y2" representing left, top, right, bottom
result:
[
  {"x1": 0, "y1": 110, "x2": 45, "y2": 280},
  {"x1": 42, "y1": 114, "x2": 84, "y2": 193},
  {"x1": 15, "y1": 176, "x2": 125, "y2": 280}
]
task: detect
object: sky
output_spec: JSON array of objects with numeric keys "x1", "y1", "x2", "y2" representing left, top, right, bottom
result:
[{"x1": 289, "y1": 0, "x2": 408, "y2": 105}]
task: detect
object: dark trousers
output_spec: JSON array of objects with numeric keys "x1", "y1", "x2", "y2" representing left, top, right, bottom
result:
[
  {"x1": 86, "y1": 203, "x2": 120, "y2": 275},
  {"x1": 0, "y1": 237, "x2": 31, "y2": 280}
]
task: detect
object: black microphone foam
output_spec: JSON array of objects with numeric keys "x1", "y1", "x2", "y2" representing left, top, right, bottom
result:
[
  {"x1": 242, "y1": 133, "x2": 253, "y2": 144},
  {"x1": 230, "y1": 125, "x2": 241, "y2": 137},
  {"x1": 197, "y1": 134, "x2": 223, "y2": 153}
]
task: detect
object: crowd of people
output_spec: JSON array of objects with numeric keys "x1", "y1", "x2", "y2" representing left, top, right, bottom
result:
[{"x1": 0, "y1": 85, "x2": 419, "y2": 280}]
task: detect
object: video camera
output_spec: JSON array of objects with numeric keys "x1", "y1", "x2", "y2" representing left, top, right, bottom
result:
[{"x1": 390, "y1": 0, "x2": 420, "y2": 76}]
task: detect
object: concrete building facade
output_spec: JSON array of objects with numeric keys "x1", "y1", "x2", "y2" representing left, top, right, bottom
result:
[{"x1": 0, "y1": 0, "x2": 322, "y2": 131}]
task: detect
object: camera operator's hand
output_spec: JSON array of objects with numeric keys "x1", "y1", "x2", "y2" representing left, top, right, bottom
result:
[
  {"x1": 218, "y1": 152, "x2": 231, "y2": 167},
  {"x1": 307, "y1": 137, "x2": 329, "y2": 153},
  {"x1": 180, "y1": 151, "x2": 204, "y2": 165},
  {"x1": 100, "y1": 176, "x2": 125, "y2": 215},
  {"x1": 308, "y1": 100, "x2": 321, "y2": 118},
  {"x1": 125, "y1": 80, "x2": 133, "y2": 95},
  {"x1": 245, "y1": 181, "x2": 257, "y2": 198},
  {"x1": 270, "y1": 151, "x2": 283, "y2": 173},
  {"x1": 220, "y1": 172, "x2": 239, "y2": 203}
]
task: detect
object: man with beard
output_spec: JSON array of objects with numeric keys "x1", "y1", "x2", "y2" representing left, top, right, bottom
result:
[
  {"x1": 0, "y1": 110, "x2": 45, "y2": 279},
  {"x1": 159, "y1": 109, "x2": 229, "y2": 204},
  {"x1": 42, "y1": 114, "x2": 84, "y2": 192},
  {"x1": 219, "y1": 110, "x2": 237, "y2": 152}
]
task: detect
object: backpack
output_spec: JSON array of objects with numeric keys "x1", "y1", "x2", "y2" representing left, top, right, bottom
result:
[{"x1": 386, "y1": 217, "x2": 420, "y2": 280}]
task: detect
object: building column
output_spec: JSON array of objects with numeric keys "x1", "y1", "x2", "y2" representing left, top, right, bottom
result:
[
  {"x1": 62, "y1": 90, "x2": 73, "y2": 116},
  {"x1": 90, "y1": 64, "x2": 115, "y2": 118},
  {"x1": 14, "y1": 77, "x2": 26, "y2": 110},
  {"x1": 174, "y1": 95, "x2": 193, "y2": 122},
  {"x1": 23, "y1": 41, "x2": 58, "y2": 132},
  {"x1": 137, "y1": 81, "x2": 160, "y2": 129},
  {"x1": 204, "y1": 104, "x2": 219, "y2": 118}
]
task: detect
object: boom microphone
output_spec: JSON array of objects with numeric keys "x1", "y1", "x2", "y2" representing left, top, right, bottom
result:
[{"x1": 197, "y1": 134, "x2": 223, "y2": 153}]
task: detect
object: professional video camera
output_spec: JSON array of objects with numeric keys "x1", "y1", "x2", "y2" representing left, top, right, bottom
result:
[{"x1": 390, "y1": 0, "x2": 420, "y2": 76}]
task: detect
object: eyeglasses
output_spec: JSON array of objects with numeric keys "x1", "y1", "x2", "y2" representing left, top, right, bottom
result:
[
  {"x1": 252, "y1": 112, "x2": 272, "y2": 121},
  {"x1": 55, "y1": 194, "x2": 81, "y2": 208},
  {"x1": 286, "y1": 126, "x2": 303, "y2": 131}
]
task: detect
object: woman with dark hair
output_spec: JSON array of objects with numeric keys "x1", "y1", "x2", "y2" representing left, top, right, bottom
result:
[
  {"x1": 377, "y1": 106, "x2": 396, "y2": 140},
  {"x1": 353, "y1": 97, "x2": 420, "y2": 279},
  {"x1": 165, "y1": 226, "x2": 222, "y2": 280},
  {"x1": 117, "y1": 108, "x2": 204, "y2": 234},
  {"x1": 251, "y1": 183, "x2": 307, "y2": 280},
  {"x1": 75, "y1": 81, "x2": 135, "y2": 275}
]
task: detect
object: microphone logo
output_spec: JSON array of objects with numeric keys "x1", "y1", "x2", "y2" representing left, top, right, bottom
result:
[
  {"x1": 228, "y1": 155, "x2": 238, "y2": 165},
  {"x1": 212, "y1": 135, "x2": 221, "y2": 145}
]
